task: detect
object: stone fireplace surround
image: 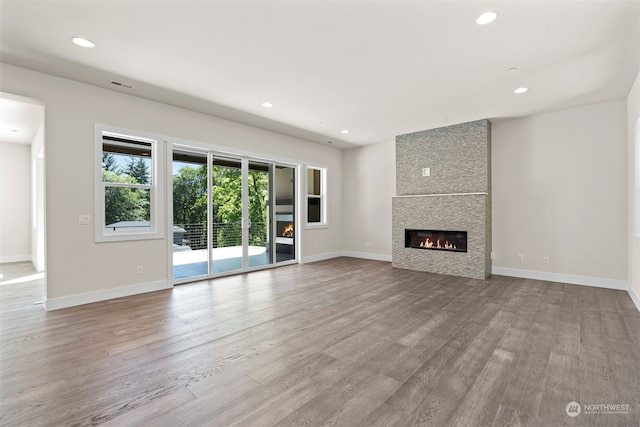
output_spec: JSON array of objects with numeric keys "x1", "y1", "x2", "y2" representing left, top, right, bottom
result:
[{"x1": 392, "y1": 119, "x2": 491, "y2": 280}]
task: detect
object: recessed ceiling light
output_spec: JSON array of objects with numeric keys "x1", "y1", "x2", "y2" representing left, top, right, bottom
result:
[
  {"x1": 71, "y1": 37, "x2": 95, "y2": 48},
  {"x1": 476, "y1": 11, "x2": 498, "y2": 25},
  {"x1": 514, "y1": 87, "x2": 529, "y2": 94},
  {"x1": 261, "y1": 102, "x2": 274, "y2": 108},
  {"x1": 10, "y1": 129, "x2": 18, "y2": 133},
  {"x1": 341, "y1": 129, "x2": 349, "y2": 134}
]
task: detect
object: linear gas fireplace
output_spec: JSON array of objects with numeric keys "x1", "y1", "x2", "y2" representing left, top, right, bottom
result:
[{"x1": 405, "y1": 229, "x2": 467, "y2": 253}]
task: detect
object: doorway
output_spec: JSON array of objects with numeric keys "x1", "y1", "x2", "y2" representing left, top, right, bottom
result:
[
  {"x1": 172, "y1": 149, "x2": 296, "y2": 282},
  {"x1": 0, "y1": 93, "x2": 46, "y2": 303}
]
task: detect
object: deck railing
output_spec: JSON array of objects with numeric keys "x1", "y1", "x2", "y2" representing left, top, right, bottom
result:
[{"x1": 174, "y1": 222, "x2": 267, "y2": 250}]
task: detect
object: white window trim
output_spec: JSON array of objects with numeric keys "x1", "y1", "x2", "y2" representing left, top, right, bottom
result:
[
  {"x1": 94, "y1": 123, "x2": 165, "y2": 242},
  {"x1": 305, "y1": 165, "x2": 328, "y2": 229}
]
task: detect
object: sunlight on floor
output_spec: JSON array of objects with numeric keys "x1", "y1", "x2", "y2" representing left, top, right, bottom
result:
[{"x1": 0, "y1": 272, "x2": 45, "y2": 286}]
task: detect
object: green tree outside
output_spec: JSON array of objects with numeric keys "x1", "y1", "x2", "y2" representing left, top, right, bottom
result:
[
  {"x1": 102, "y1": 155, "x2": 152, "y2": 226},
  {"x1": 125, "y1": 157, "x2": 151, "y2": 184},
  {"x1": 103, "y1": 170, "x2": 150, "y2": 225},
  {"x1": 102, "y1": 153, "x2": 119, "y2": 173},
  {"x1": 173, "y1": 164, "x2": 269, "y2": 249}
]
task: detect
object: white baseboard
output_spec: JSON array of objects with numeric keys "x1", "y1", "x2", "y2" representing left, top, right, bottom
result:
[
  {"x1": 301, "y1": 251, "x2": 343, "y2": 264},
  {"x1": 0, "y1": 255, "x2": 31, "y2": 264},
  {"x1": 302, "y1": 251, "x2": 392, "y2": 264},
  {"x1": 44, "y1": 280, "x2": 171, "y2": 311},
  {"x1": 31, "y1": 256, "x2": 44, "y2": 273},
  {"x1": 492, "y1": 266, "x2": 628, "y2": 291},
  {"x1": 629, "y1": 287, "x2": 640, "y2": 313},
  {"x1": 342, "y1": 251, "x2": 392, "y2": 262}
]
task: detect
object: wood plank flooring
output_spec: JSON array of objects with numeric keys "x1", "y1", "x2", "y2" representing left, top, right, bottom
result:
[{"x1": 1, "y1": 258, "x2": 639, "y2": 426}]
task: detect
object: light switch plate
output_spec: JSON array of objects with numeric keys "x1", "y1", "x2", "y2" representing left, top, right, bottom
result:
[
  {"x1": 422, "y1": 167, "x2": 430, "y2": 177},
  {"x1": 79, "y1": 214, "x2": 91, "y2": 225}
]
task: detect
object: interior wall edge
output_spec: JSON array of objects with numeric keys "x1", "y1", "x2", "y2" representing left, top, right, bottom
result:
[{"x1": 628, "y1": 286, "x2": 640, "y2": 313}]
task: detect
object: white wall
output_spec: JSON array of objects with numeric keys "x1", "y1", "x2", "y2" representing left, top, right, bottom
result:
[
  {"x1": 628, "y1": 70, "x2": 640, "y2": 308},
  {"x1": 343, "y1": 100, "x2": 629, "y2": 290},
  {"x1": 0, "y1": 63, "x2": 343, "y2": 308},
  {"x1": 492, "y1": 100, "x2": 628, "y2": 287},
  {"x1": 0, "y1": 142, "x2": 31, "y2": 263},
  {"x1": 342, "y1": 141, "x2": 395, "y2": 261}
]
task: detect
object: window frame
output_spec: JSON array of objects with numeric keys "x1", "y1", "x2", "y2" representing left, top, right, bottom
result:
[
  {"x1": 94, "y1": 124, "x2": 165, "y2": 242},
  {"x1": 305, "y1": 165, "x2": 328, "y2": 229}
]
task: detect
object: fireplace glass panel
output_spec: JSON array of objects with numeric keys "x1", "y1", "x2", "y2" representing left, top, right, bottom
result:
[{"x1": 405, "y1": 229, "x2": 467, "y2": 252}]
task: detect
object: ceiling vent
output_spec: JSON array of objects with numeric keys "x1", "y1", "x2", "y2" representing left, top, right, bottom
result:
[{"x1": 109, "y1": 80, "x2": 134, "y2": 89}]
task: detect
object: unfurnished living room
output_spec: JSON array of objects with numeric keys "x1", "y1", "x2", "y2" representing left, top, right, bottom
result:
[{"x1": 1, "y1": 1, "x2": 639, "y2": 426}]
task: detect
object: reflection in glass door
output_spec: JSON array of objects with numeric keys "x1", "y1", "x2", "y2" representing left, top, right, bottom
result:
[{"x1": 274, "y1": 165, "x2": 295, "y2": 262}]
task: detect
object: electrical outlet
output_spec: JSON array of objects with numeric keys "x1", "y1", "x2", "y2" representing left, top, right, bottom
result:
[
  {"x1": 517, "y1": 254, "x2": 524, "y2": 262},
  {"x1": 542, "y1": 256, "x2": 549, "y2": 264},
  {"x1": 364, "y1": 241, "x2": 373, "y2": 248},
  {"x1": 136, "y1": 265, "x2": 143, "y2": 275}
]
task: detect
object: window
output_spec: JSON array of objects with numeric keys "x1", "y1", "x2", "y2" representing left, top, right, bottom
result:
[
  {"x1": 306, "y1": 166, "x2": 327, "y2": 227},
  {"x1": 95, "y1": 124, "x2": 164, "y2": 242}
]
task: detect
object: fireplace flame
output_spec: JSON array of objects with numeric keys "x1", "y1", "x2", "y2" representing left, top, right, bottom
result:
[
  {"x1": 419, "y1": 237, "x2": 456, "y2": 250},
  {"x1": 282, "y1": 223, "x2": 294, "y2": 238}
]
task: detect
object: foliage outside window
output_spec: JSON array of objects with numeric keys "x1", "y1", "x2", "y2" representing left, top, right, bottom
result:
[
  {"x1": 208, "y1": 161, "x2": 269, "y2": 248},
  {"x1": 306, "y1": 166, "x2": 327, "y2": 227},
  {"x1": 172, "y1": 155, "x2": 270, "y2": 249},
  {"x1": 172, "y1": 154, "x2": 208, "y2": 250},
  {"x1": 95, "y1": 125, "x2": 164, "y2": 242},
  {"x1": 246, "y1": 165, "x2": 270, "y2": 248}
]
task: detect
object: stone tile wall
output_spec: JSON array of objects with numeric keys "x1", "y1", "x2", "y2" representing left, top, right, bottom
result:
[
  {"x1": 396, "y1": 120, "x2": 490, "y2": 195},
  {"x1": 392, "y1": 120, "x2": 491, "y2": 279}
]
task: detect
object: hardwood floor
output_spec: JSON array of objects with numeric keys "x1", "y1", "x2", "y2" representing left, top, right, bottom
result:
[{"x1": 1, "y1": 258, "x2": 639, "y2": 426}]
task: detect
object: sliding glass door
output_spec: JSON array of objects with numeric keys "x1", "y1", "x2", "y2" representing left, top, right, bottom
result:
[
  {"x1": 274, "y1": 165, "x2": 295, "y2": 263},
  {"x1": 211, "y1": 156, "x2": 243, "y2": 274},
  {"x1": 172, "y1": 151, "x2": 209, "y2": 280},
  {"x1": 248, "y1": 161, "x2": 272, "y2": 268},
  {"x1": 173, "y1": 149, "x2": 295, "y2": 282}
]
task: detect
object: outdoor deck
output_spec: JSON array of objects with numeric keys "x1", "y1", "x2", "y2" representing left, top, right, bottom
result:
[{"x1": 173, "y1": 245, "x2": 294, "y2": 279}]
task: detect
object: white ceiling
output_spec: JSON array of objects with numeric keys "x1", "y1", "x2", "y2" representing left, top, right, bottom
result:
[{"x1": 1, "y1": 0, "x2": 638, "y2": 149}]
